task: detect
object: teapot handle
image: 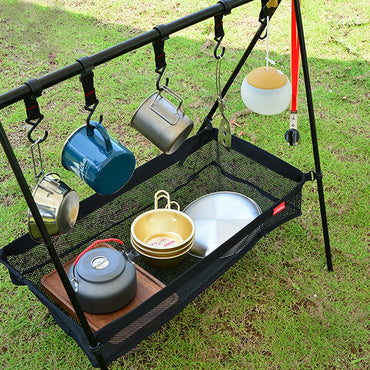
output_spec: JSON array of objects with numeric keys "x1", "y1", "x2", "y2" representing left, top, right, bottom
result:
[{"x1": 73, "y1": 238, "x2": 123, "y2": 266}]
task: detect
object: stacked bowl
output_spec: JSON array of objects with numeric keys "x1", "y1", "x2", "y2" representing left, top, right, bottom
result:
[{"x1": 131, "y1": 190, "x2": 195, "y2": 268}]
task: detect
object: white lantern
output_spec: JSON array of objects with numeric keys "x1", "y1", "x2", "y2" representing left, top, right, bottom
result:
[{"x1": 241, "y1": 66, "x2": 291, "y2": 115}]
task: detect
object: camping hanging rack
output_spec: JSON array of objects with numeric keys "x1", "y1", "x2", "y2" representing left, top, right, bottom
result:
[{"x1": 0, "y1": 1, "x2": 332, "y2": 368}]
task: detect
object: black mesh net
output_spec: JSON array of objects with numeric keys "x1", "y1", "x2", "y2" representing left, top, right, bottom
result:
[{"x1": 1, "y1": 128, "x2": 306, "y2": 367}]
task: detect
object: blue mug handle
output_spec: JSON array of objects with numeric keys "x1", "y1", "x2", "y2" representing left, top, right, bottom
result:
[{"x1": 86, "y1": 121, "x2": 113, "y2": 153}]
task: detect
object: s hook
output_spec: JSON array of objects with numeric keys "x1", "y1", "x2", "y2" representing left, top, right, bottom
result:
[
  {"x1": 214, "y1": 36, "x2": 225, "y2": 59},
  {"x1": 156, "y1": 66, "x2": 169, "y2": 91},
  {"x1": 26, "y1": 115, "x2": 48, "y2": 144},
  {"x1": 85, "y1": 100, "x2": 103, "y2": 126}
]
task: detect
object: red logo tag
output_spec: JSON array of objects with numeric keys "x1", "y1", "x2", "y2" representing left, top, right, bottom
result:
[{"x1": 273, "y1": 202, "x2": 286, "y2": 216}]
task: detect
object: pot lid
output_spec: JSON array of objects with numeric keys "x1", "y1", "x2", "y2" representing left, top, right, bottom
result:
[
  {"x1": 184, "y1": 192, "x2": 262, "y2": 258},
  {"x1": 75, "y1": 247, "x2": 126, "y2": 283}
]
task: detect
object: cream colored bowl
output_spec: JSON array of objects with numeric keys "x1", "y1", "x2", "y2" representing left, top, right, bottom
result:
[
  {"x1": 131, "y1": 208, "x2": 195, "y2": 251},
  {"x1": 131, "y1": 237, "x2": 193, "y2": 269}
]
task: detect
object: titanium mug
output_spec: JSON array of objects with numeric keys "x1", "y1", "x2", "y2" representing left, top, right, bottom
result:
[
  {"x1": 131, "y1": 86, "x2": 194, "y2": 155},
  {"x1": 61, "y1": 121, "x2": 136, "y2": 195}
]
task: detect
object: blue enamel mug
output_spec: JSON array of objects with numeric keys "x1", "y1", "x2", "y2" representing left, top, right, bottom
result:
[{"x1": 61, "y1": 121, "x2": 136, "y2": 195}]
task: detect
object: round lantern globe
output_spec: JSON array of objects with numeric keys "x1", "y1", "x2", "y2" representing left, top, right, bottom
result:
[{"x1": 241, "y1": 66, "x2": 292, "y2": 115}]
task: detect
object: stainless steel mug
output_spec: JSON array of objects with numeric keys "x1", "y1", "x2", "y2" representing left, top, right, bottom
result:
[{"x1": 131, "y1": 86, "x2": 193, "y2": 154}]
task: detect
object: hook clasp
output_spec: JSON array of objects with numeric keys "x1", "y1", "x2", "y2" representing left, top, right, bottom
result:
[
  {"x1": 85, "y1": 100, "x2": 103, "y2": 127},
  {"x1": 26, "y1": 114, "x2": 48, "y2": 144},
  {"x1": 214, "y1": 35, "x2": 225, "y2": 59},
  {"x1": 155, "y1": 66, "x2": 169, "y2": 92},
  {"x1": 24, "y1": 78, "x2": 48, "y2": 144}
]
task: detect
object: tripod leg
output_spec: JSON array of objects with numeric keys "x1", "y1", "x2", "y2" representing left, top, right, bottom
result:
[{"x1": 293, "y1": 0, "x2": 333, "y2": 271}]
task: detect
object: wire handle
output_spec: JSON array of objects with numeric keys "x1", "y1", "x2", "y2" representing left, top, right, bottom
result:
[
  {"x1": 73, "y1": 238, "x2": 124, "y2": 267},
  {"x1": 30, "y1": 138, "x2": 45, "y2": 182},
  {"x1": 216, "y1": 58, "x2": 231, "y2": 148}
]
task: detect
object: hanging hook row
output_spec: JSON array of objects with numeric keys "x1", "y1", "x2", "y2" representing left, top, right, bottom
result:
[
  {"x1": 23, "y1": 78, "x2": 48, "y2": 144},
  {"x1": 77, "y1": 56, "x2": 102, "y2": 125},
  {"x1": 153, "y1": 24, "x2": 170, "y2": 91},
  {"x1": 213, "y1": 0, "x2": 232, "y2": 59}
]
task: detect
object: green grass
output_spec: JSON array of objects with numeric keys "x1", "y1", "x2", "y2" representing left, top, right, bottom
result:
[{"x1": 0, "y1": 0, "x2": 369, "y2": 369}]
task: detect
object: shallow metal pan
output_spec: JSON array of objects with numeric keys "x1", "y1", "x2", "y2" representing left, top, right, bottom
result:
[{"x1": 183, "y1": 191, "x2": 262, "y2": 258}]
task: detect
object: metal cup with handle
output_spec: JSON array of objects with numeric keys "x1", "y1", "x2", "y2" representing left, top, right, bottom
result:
[
  {"x1": 28, "y1": 140, "x2": 80, "y2": 241},
  {"x1": 61, "y1": 120, "x2": 136, "y2": 195},
  {"x1": 131, "y1": 86, "x2": 193, "y2": 154}
]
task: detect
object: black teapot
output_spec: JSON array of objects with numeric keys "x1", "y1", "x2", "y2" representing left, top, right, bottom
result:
[{"x1": 68, "y1": 239, "x2": 137, "y2": 314}]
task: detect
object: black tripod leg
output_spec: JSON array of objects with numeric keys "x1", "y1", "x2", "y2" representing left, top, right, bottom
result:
[{"x1": 293, "y1": 0, "x2": 333, "y2": 271}]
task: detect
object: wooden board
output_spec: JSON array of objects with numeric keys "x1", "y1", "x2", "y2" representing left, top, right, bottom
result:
[{"x1": 41, "y1": 257, "x2": 166, "y2": 332}]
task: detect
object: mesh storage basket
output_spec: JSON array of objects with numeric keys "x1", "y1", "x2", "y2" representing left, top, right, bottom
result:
[{"x1": 0, "y1": 128, "x2": 306, "y2": 366}]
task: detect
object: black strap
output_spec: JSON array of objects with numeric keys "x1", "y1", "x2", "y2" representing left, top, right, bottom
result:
[
  {"x1": 77, "y1": 56, "x2": 98, "y2": 108},
  {"x1": 23, "y1": 79, "x2": 48, "y2": 143},
  {"x1": 218, "y1": 0, "x2": 232, "y2": 15},
  {"x1": 24, "y1": 79, "x2": 43, "y2": 123},
  {"x1": 214, "y1": 13, "x2": 225, "y2": 40},
  {"x1": 153, "y1": 24, "x2": 169, "y2": 72},
  {"x1": 214, "y1": 0, "x2": 232, "y2": 40}
]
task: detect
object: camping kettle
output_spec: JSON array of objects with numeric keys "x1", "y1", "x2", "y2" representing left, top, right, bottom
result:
[{"x1": 68, "y1": 239, "x2": 137, "y2": 314}]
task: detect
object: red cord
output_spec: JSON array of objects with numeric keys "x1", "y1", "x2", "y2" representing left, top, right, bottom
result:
[{"x1": 291, "y1": 0, "x2": 300, "y2": 112}]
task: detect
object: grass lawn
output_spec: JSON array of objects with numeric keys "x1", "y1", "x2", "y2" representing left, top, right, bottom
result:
[{"x1": 0, "y1": 0, "x2": 369, "y2": 369}]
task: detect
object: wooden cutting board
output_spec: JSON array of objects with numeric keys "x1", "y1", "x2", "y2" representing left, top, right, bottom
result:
[{"x1": 41, "y1": 256, "x2": 166, "y2": 332}]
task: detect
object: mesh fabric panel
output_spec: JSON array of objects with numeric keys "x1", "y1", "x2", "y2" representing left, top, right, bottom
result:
[{"x1": 1, "y1": 128, "x2": 305, "y2": 366}]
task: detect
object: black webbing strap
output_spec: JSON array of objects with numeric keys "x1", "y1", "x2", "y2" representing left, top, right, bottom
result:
[
  {"x1": 24, "y1": 79, "x2": 43, "y2": 123},
  {"x1": 152, "y1": 24, "x2": 169, "y2": 72},
  {"x1": 77, "y1": 56, "x2": 99, "y2": 109},
  {"x1": 214, "y1": 0, "x2": 232, "y2": 39},
  {"x1": 23, "y1": 78, "x2": 48, "y2": 143},
  {"x1": 214, "y1": 13, "x2": 224, "y2": 40}
]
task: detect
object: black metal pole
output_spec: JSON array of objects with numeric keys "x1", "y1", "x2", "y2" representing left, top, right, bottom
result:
[
  {"x1": 0, "y1": 0, "x2": 253, "y2": 110},
  {"x1": 293, "y1": 0, "x2": 333, "y2": 271},
  {"x1": 0, "y1": 122, "x2": 108, "y2": 369}
]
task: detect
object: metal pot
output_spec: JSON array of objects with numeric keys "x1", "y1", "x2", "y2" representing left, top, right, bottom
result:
[
  {"x1": 68, "y1": 239, "x2": 137, "y2": 314},
  {"x1": 28, "y1": 172, "x2": 79, "y2": 241}
]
